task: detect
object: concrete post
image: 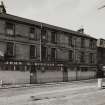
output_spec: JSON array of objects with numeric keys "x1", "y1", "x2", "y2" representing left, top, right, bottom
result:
[{"x1": 98, "y1": 78, "x2": 102, "y2": 88}]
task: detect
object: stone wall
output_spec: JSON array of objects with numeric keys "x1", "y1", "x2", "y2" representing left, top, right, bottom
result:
[{"x1": 0, "y1": 70, "x2": 30, "y2": 84}]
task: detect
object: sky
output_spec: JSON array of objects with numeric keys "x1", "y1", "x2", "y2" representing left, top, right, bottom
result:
[{"x1": 2, "y1": 0, "x2": 105, "y2": 39}]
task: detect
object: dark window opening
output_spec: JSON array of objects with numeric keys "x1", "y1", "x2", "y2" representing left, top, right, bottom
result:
[
  {"x1": 68, "y1": 36, "x2": 73, "y2": 46},
  {"x1": 5, "y1": 42, "x2": 14, "y2": 58},
  {"x1": 69, "y1": 50, "x2": 73, "y2": 61},
  {"x1": 81, "y1": 67, "x2": 88, "y2": 72},
  {"x1": 41, "y1": 29, "x2": 47, "y2": 40},
  {"x1": 30, "y1": 45, "x2": 37, "y2": 59},
  {"x1": 41, "y1": 46, "x2": 47, "y2": 61},
  {"x1": 80, "y1": 52, "x2": 85, "y2": 63},
  {"x1": 51, "y1": 48, "x2": 56, "y2": 61},
  {"x1": 51, "y1": 31, "x2": 57, "y2": 43},
  {"x1": 81, "y1": 38, "x2": 85, "y2": 48}
]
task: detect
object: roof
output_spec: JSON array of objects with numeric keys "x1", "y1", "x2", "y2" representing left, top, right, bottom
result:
[{"x1": 0, "y1": 13, "x2": 97, "y2": 40}]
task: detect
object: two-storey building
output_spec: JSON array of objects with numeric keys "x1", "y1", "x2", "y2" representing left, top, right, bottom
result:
[{"x1": 0, "y1": 3, "x2": 97, "y2": 84}]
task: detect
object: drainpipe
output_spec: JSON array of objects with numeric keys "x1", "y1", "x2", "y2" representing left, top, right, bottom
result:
[{"x1": 40, "y1": 24, "x2": 43, "y2": 62}]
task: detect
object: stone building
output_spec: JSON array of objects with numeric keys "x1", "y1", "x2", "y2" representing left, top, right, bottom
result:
[
  {"x1": 97, "y1": 38, "x2": 105, "y2": 66},
  {"x1": 0, "y1": 3, "x2": 97, "y2": 84}
]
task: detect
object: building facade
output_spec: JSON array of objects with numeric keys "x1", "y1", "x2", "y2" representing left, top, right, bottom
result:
[
  {"x1": 0, "y1": 5, "x2": 97, "y2": 84},
  {"x1": 97, "y1": 38, "x2": 105, "y2": 66}
]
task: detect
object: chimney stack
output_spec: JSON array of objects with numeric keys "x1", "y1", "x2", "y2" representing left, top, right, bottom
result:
[
  {"x1": 0, "y1": 1, "x2": 6, "y2": 14},
  {"x1": 77, "y1": 28, "x2": 84, "y2": 34}
]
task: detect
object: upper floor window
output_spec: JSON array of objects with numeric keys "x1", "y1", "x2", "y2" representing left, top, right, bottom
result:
[
  {"x1": 68, "y1": 36, "x2": 73, "y2": 47},
  {"x1": 69, "y1": 50, "x2": 73, "y2": 61},
  {"x1": 29, "y1": 27, "x2": 37, "y2": 40},
  {"x1": 5, "y1": 22, "x2": 15, "y2": 36},
  {"x1": 51, "y1": 31, "x2": 57, "y2": 43},
  {"x1": 89, "y1": 39, "x2": 96, "y2": 49},
  {"x1": 41, "y1": 29, "x2": 47, "y2": 40},
  {"x1": 30, "y1": 45, "x2": 37, "y2": 59},
  {"x1": 81, "y1": 37, "x2": 85, "y2": 48}
]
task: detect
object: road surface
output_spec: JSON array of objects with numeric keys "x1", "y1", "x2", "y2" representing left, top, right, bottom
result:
[{"x1": 0, "y1": 80, "x2": 105, "y2": 105}]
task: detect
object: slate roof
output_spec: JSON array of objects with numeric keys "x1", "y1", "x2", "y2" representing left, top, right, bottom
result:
[{"x1": 0, "y1": 13, "x2": 97, "y2": 40}]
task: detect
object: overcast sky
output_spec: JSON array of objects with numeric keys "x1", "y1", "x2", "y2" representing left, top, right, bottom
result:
[{"x1": 2, "y1": 0, "x2": 105, "y2": 39}]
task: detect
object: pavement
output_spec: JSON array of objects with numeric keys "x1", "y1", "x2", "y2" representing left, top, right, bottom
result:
[
  {"x1": 0, "y1": 79, "x2": 105, "y2": 105},
  {"x1": 0, "y1": 79, "x2": 97, "y2": 89}
]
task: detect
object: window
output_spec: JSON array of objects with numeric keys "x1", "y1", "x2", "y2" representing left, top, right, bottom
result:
[
  {"x1": 81, "y1": 38, "x2": 85, "y2": 48},
  {"x1": 6, "y1": 42, "x2": 14, "y2": 57},
  {"x1": 69, "y1": 50, "x2": 73, "y2": 61},
  {"x1": 41, "y1": 29, "x2": 47, "y2": 40},
  {"x1": 30, "y1": 45, "x2": 37, "y2": 59},
  {"x1": 100, "y1": 39, "x2": 104, "y2": 46},
  {"x1": 68, "y1": 36, "x2": 73, "y2": 46},
  {"x1": 29, "y1": 27, "x2": 37, "y2": 40},
  {"x1": 51, "y1": 48, "x2": 56, "y2": 61},
  {"x1": 89, "y1": 53, "x2": 94, "y2": 64},
  {"x1": 51, "y1": 31, "x2": 57, "y2": 43},
  {"x1": 41, "y1": 46, "x2": 47, "y2": 61},
  {"x1": 89, "y1": 39, "x2": 95, "y2": 49},
  {"x1": 5, "y1": 22, "x2": 15, "y2": 35},
  {"x1": 80, "y1": 52, "x2": 85, "y2": 63}
]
